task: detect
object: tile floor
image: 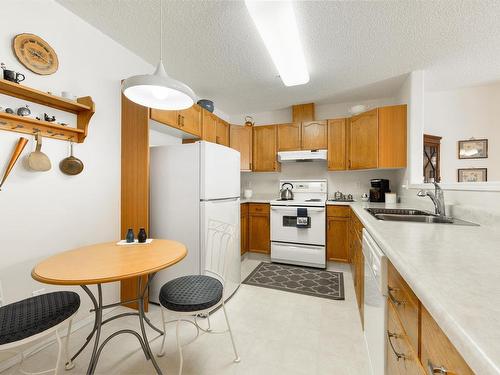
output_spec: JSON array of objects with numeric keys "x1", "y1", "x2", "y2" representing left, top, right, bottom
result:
[{"x1": 10, "y1": 254, "x2": 370, "y2": 375}]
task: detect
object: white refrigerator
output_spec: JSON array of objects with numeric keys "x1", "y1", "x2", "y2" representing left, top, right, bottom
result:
[{"x1": 149, "y1": 141, "x2": 241, "y2": 303}]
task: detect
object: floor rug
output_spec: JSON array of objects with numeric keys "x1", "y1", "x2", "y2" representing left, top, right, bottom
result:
[{"x1": 242, "y1": 262, "x2": 345, "y2": 300}]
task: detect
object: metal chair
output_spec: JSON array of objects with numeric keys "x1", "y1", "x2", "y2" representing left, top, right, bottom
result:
[
  {"x1": 0, "y1": 290, "x2": 80, "y2": 375},
  {"x1": 157, "y1": 220, "x2": 240, "y2": 375}
]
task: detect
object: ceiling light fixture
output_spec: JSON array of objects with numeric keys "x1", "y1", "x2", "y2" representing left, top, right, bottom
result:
[
  {"x1": 121, "y1": 0, "x2": 196, "y2": 110},
  {"x1": 245, "y1": 0, "x2": 309, "y2": 87}
]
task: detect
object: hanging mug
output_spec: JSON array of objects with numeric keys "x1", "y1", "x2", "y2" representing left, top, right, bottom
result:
[{"x1": 3, "y1": 69, "x2": 25, "y2": 84}]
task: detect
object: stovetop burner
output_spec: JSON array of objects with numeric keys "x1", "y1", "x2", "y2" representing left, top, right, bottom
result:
[{"x1": 305, "y1": 199, "x2": 322, "y2": 202}]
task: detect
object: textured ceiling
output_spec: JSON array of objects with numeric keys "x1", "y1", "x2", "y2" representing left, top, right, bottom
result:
[{"x1": 57, "y1": 0, "x2": 500, "y2": 115}]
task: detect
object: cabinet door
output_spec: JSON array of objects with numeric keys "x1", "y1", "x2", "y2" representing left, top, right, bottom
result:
[
  {"x1": 248, "y1": 214, "x2": 270, "y2": 253},
  {"x1": 179, "y1": 105, "x2": 202, "y2": 137},
  {"x1": 202, "y1": 110, "x2": 217, "y2": 143},
  {"x1": 150, "y1": 108, "x2": 179, "y2": 128},
  {"x1": 216, "y1": 119, "x2": 230, "y2": 146},
  {"x1": 278, "y1": 123, "x2": 301, "y2": 151},
  {"x1": 327, "y1": 118, "x2": 347, "y2": 170},
  {"x1": 349, "y1": 109, "x2": 378, "y2": 169},
  {"x1": 378, "y1": 105, "x2": 407, "y2": 168},
  {"x1": 240, "y1": 204, "x2": 248, "y2": 255},
  {"x1": 301, "y1": 120, "x2": 327, "y2": 150},
  {"x1": 387, "y1": 303, "x2": 425, "y2": 375},
  {"x1": 327, "y1": 217, "x2": 349, "y2": 262},
  {"x1": 292, "y1": 103, "x2": 314, "y2": 122},
  {"x1": 230, "y1": 125, "x2": 252, "y2": 171},
  {"x1": 253, "y1": 125, "x2": 279, "y2": 172},
  {"x1": 420, "y1": 307, "x2": 474, "y2": 375}
]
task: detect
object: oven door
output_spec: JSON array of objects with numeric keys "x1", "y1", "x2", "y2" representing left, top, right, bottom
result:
[{"x1": 271, "y1": 205, "x2": 325, "y2": 246}]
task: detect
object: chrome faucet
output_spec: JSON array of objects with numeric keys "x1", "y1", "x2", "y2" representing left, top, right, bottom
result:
[{"x1": 417, "y1": 182, "x2": 446, "y2": 217}]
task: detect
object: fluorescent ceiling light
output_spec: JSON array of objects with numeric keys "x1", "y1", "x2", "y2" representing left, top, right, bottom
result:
[{"x1": 245, "y1": 0, "x2": 309, "y2": 87}]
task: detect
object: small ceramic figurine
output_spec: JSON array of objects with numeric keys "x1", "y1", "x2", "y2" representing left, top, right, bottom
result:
[
  {"x1": 138, "y1": 228, "x2": 147, "y2": 243},
  {"x1": 17, "y1": 105, "x2": 30, "y2": 117},
  {"x1": 5, "y1": 108, "x2": 14, "y2": 114}
]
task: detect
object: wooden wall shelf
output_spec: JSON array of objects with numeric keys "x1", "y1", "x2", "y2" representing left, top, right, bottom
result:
[{"x1": 0, "y1": 79, "x2": 94, "y2": 142}]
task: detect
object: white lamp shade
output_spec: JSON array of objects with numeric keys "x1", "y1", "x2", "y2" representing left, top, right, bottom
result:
[{"x1": 122, "y1": 61, "x2": 196, "y2": 110}]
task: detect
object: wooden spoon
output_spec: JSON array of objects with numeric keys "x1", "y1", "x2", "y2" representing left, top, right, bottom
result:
[
  {"x1": 0, "y1": 137, "x2": 29, "y2": 190},
  {"x1": 28, "y1": 134, "x2": 51, "y2": 172}
]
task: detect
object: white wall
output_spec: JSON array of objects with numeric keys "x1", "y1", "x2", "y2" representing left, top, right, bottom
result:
[
  {"x1": 229, "y1": 97, "x2": 396, "y2": 125},
  {"x1": 425, "y1": 83, "x2": 500, "y2": 182},
  {"x1": 242, "y1": 163, "x2": 404, "y2": 200},
  {"x1": 0, "y1": 0, "x2": 152, "y2": 323}
]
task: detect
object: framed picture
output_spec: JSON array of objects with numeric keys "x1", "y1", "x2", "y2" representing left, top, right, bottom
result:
[
  {"x1": 458, "y1": 139, "x2": 488, "y2": 159},
  {"x1": 457, "y1": 168, "x2": 488, "y2": 182}
]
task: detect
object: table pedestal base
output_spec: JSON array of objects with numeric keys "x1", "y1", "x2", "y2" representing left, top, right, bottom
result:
[{"x1": 67, "y1": 276, "x2": 163, "y2": 374}]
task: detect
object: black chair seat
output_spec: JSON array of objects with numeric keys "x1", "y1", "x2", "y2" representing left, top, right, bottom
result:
[
  {"x1": 159, "y1": 275, "x2": 223, "y2": 312},
  {"x1": 0, "y1": 291, "x2": 80, "y2": 345}
]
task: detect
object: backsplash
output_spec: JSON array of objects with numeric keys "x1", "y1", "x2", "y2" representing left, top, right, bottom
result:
[{"x1": 241, "y1": 161, "x2": 405, "y2": 200}]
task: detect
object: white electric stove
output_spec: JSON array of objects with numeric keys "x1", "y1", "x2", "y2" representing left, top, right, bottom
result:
[{"x1": 270, "y1": 180, "x2": 327, "y2": 268}]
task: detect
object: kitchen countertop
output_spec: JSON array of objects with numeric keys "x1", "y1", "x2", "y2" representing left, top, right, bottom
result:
[
  {"x1": 240, "y1": 196, "x2": 274, "y2": 204},
  {"x1": 340, "y1": 201, "x2": 500, "y2": 375}
]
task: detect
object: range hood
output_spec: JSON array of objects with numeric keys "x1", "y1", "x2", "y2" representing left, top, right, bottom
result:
[{"x1": 277, "y1": 150, "x2": 327, "y2": 162}]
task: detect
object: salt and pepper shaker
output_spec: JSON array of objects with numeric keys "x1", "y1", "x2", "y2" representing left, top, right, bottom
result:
[
  {"x1": 126, "y1": 228, "x2": 135, "y2": 243},
  {"x1": 138, "y1": 228, "x2": 147, "y2": 243}
]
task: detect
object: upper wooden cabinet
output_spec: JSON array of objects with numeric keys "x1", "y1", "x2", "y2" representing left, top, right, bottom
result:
[
  {"x1": 292, "y1": 103, "x2": 315, "y2": 122},
  {"x1": 150, "y1": 108, "x2": 179, "y2": 129},
  {"x1": 278, "y1": 123, "x2": 301, "y2": 151},
  {"x1": 202, "y1": 110, "x2": 217, "y2": 143},
  {"x1": 253, "y1": 125, "x2": 280, "y2": 172},
  {"x1": 178, "y1": 105, "x2": 201, "y2": 137},
  {"x1": 216, "y1": 118, "x2": 230, "y2": 146},
  {"x1": 327, "y1": 118, "x2": 347, "y2": 171},
  {"x1": 230, "y1": 125, "x2": 252, "y2": 171},
  {"x1": 150, "y1": 105, "x2": 202, "y2": 138},
  {"x1": 348, "y1": 105, "x2": 407, "y2": 170},
  {"x1": 301, "y1": 120, "x2": 327, "y2": 150}
]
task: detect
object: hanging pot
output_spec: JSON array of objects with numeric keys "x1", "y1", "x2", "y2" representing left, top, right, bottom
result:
[
  {"x1": 27, "y1": 134, "x2": 51, "y2": 172},
  {"x1": 59, "y1": 142, "x2": 84, "y2": 175}
]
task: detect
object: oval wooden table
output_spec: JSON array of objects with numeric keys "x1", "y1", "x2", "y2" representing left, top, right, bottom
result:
[{"x1": 32, "y1": 240, "x2": 187, "y2": 375}]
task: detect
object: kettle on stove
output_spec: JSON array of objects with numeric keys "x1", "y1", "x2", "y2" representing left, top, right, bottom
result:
[{"x1": 280, "y1": 182, "x2": 294, "y2": 200}]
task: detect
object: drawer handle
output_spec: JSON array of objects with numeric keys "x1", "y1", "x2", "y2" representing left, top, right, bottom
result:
[
  {"x1": 387, "y1": 330, "x2": 407, "y2": 361},
  {"x1": 427, "y1": 360, "x2": 448, "y2": 374},
  {"x1": 388, "y1": 286, "x2": 406, "y2": 306}
]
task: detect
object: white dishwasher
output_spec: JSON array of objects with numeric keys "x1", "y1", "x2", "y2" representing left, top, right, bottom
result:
[{"x1": 362, "y1": 229, "x2": 388, "y2": 375}]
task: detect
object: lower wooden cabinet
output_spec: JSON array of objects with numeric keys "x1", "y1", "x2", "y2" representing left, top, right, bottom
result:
[
  {"x1": 349, "y1": 210, "x2": 364, "y2": 326},
  {"x1": 240, "y1": 203, "x2": 248, "y2": 255},
  {"x1": 247, "y1": 203, "x2": 270, "y2": 254},
  {"x1": 326, "y1": 205, "x2": 350, "y2": 262},
  {"x1": 387, "y1": 302, "x2": 425, "y2": 375},
  {"x1": 420, "y1": 306, "x2": 474, "y2": 375}
]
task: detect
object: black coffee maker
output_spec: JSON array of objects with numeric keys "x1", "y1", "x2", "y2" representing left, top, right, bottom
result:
[{"x1": 369, "y1": 179, "x2": 390, "y2": 202}]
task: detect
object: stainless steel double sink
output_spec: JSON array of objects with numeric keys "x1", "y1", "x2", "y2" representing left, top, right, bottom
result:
[{"x1": 365, "y1": 208, "x2": 478, "y2": 226}]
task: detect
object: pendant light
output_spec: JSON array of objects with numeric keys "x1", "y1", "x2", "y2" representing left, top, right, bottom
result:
[{"x1": 122, "y1": 0, "x2": 196, "y2": 110}]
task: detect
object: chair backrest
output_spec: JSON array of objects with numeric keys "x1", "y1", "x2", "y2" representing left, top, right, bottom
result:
[{"x1": 204, "y1": 219, "x2": 235, "y2": 285}]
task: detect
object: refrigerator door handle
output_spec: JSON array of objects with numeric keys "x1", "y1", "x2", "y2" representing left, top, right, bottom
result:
[{"x1": 201, "y1": 197, "x2": 240, "y2": 202}]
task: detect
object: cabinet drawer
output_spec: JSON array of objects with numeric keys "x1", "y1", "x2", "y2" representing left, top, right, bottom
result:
[
  {"x1": 420, "y1": 306, "x2": 474, "y2": 375},
  {"x1": 387, "y1": 302, "x2": 425, "y2": 375},
  {"x1": 249, "y1": 203, "x2": 270, "y2": 215},
  {"x1": 327, "y1": 205, "x2": 350, "y2": 218},
  {"x1": 388, "y1": 262, "x2": 420, "y2": 351},
  {"x1": 241, "y1": 203, "x2": 249, "y2": 216}
]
